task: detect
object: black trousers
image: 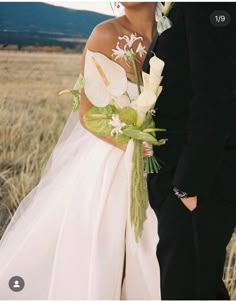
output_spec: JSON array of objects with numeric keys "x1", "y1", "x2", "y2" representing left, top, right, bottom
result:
[{"x1": 148, "y1": 174, "x2": 236, "y2": 300}]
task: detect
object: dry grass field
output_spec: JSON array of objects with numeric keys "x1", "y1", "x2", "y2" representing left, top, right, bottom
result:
[
  {"x1": 0, "y1": 50, "x2": 235, "y2": 298},
  {"x1": 0, "y1": 50, "x2": 78, "y2": 222}
]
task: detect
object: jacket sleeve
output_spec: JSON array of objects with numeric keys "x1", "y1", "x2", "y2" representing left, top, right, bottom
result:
[{"x1": 172, "y1": 3, "x2": 234, "y2": 198}]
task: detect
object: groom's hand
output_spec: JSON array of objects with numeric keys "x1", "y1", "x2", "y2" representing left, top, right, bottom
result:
[{"x1": 180, "y1": 196, "x2": 197, "y2": 211}]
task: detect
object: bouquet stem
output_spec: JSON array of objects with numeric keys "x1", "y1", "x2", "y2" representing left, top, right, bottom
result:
[
  {"x1": 129, "y1": 52, "x2": 141, "y2": 95},
  {"x1": 130, "y1": 140, "x2": 149, "y2": 242},
  {"x1": 145, "y1": 156, "x2": 161, "y2": 174}
]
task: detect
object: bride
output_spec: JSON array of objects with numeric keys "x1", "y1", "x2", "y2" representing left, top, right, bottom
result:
[{"x1": 0, "y1": 2, "x2": 162, "y2": 299}]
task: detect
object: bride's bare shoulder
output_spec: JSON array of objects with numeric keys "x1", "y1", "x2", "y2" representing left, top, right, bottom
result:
[{"x1": 82, "y1": 17, "x2": 124, "y2": 61}]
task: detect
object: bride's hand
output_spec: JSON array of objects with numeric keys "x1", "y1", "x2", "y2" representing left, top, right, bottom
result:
[
  {"x1": 142, "y1": 142, "x2": 153, "y2": 158},
  {"x1": 180, "y1": 196, "x2": 197, "y2": 211}
]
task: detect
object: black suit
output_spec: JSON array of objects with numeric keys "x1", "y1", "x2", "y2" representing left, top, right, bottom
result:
[{"x1": 143, "y1": 3, "x2": 236, "y2": 299}]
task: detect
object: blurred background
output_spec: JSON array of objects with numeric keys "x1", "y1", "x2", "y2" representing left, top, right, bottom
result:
[
  {"x1": 0, "y1": 2, "x2": 114, "y2": 52},
  {"x1": 0, "y1": 1, "x2": 235, "y2": 298}
]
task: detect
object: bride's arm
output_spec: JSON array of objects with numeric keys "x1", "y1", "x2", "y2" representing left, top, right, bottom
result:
[
  {"x1": 78, "y1": 22, "x2": 127, "y2": 152},
  {"x1": 79, "y1": 90, "x2": 127, "y2": 152}
]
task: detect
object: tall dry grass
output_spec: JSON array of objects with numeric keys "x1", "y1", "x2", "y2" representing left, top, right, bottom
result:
[
  {"x1": 0, "y1": 50, "x2": 235, "y2": 298},
  {"x1": 0, "y1": 50, "x2": 78, "y2": 231}
]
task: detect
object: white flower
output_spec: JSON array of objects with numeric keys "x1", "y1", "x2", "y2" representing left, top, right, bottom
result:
[
  {"x1": 156, "y1": 2, "x2": 174, "y2": 35},
  {"x1": 142, "y1": 55, "x2": 165, "y2": 94},
  {"x1": 108, "y1": 114, "x2": 127, "y2": 136},
  {"x1": 118, "y1": 33, "x2": 143, "y2": 48},
  {"x1": 130, "y1": 54, "x2": 165, "y2": 126},
  {"x1": 136, "y1": 42, "x2": 147, "y2": 58},
  {"x1": 156, "y1": 15, "x2": 173, "y2": 35},
  {"x1": 130, "y1": 90, "x2": 157, "y2": 126},
  {"x1": 155, "y1": 2, "x2": 164, "y2": 19},
  {"x1": 112, "y1": 42, "x2": 128, "y2": 61},
  {"x1": 84, "y1": 50, "x2": 127, "y2": 107}
]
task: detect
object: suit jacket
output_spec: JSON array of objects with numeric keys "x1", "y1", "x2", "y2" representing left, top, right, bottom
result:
[{"x1": 143, "y1": 3, "x2": 236, "y2": 207}]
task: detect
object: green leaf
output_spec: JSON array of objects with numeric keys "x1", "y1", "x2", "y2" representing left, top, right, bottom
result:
[
  {"x1": 122, "y1": 126, "x2": 158, "y2": 144},
  {"x1": 72, "y1": 95, "x2": 80, "y2": 112},
  {"x1": 73, "y1": 73, "x2": 85, "y2": 90},
  {"x1": 58, "y1": 74, "x2": 85, "y2": 111},
  {"x1": 71, "y1": 74, "x2": 85, "y2": 111},
  {"x1": 143, "y1": 128, "x2": 167, "y2": 133},
  {"x1": 118, "y1": 106, "x2": 137, "y2": 125},
  {"x1": 155, "y1": 138, "x2": 168, "y2": 146},
  {"x1": 70, "y1": 90, "x2": 79, "y2": 98},
  {"x1": 70, "y1": 90, "x2": 80, "y2": 112},
  {"x1": 140, "y1": 113, "x2": 155, "y2": 130},
  {"x1": 83, "y1": 105, "x2": 117, "y2": 136}
]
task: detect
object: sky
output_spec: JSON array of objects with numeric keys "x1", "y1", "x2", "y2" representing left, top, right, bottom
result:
[{"x1": 43, "y1": 1, "x2": 115, "y2": 15}]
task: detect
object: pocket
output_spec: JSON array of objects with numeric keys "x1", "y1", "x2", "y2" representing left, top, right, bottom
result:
[{"x1": 174, "y1": 193, "x2": 198, "y2": 215}]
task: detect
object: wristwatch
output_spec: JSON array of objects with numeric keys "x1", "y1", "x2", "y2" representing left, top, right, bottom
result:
[{"x1": 173, "y1": 187, "x2": 194, "y2": 199}]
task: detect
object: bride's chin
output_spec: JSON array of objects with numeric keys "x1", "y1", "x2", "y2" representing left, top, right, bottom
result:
[{"x1": 120, "y1": 2, "x2": 147, "y2": 9}]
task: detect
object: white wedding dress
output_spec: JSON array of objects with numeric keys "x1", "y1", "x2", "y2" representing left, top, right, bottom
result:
[{"x1": 0, "y1": 50, "x2": 161, "y2": 300}]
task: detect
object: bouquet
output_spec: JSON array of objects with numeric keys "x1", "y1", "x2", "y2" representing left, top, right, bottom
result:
[{"x1": 59, "y1": 34, "x2": 167, "y2": 242}]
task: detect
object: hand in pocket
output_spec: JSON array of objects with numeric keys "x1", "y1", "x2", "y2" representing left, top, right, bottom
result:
[{"x1": 180, "y1": 196, "x2": 198, "y2": 211}]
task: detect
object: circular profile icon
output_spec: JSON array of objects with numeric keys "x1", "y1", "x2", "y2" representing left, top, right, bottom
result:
[{"x1": 9, "y1": 276, "x2": 25, "y2": 292}]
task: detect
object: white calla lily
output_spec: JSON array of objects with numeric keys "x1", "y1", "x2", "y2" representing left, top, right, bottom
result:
[
  {"x1": 141, "y1": 55, "x2": 165, "y2": 95},
  {"x1": 130, "y1": 90, "x2": 157, "y2": 126},
  {"x1": 156, "y1": 85, "x2": 163, "y2": 99},
  {"x1": 142, "y1": 71, "x2": 163, "y2": 95},
  {"x1": 84, "y1": 50, "x2": 127, "y2": 107},
  {"x1": 149, "y1": 55, "x2": 165, "y2": 91}
]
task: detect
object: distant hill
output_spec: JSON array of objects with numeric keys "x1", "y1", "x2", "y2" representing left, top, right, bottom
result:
[{"x1": 0, "y1": 2, "x2": 113, "y2": 50}]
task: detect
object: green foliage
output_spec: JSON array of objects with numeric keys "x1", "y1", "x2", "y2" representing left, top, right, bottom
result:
[
  {"x1": 71, "y1": 74, "x2": 85, "y2": 112},
  {"x1": 71, "y1": 90, "x2": 80, "y2": 112},
  {"x1": 123, "y1": 126, "x2": 158, "y2": 144},
  {"x1": 156, "y1": 138, "x2": 168, "y2": 146},
  {"x1": 140, "y1": 111, "x2": 155, "y2": 130},
  {"x1": 74, "y1": 73, "x2": 85, "y2": 91},
  {"x1": 130, "y1": 140, "x2": 149, "y2": 242},
  {"x1": 118, "y1": 106, "x2": 137, "y2": 125},
  {"x1": 83, "y1": 104, "x2": 117, "y2": 136}
]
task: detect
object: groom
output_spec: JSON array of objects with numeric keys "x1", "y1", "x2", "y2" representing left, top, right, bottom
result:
[{"x1": 143, "y1": 2, "x2": 236, "y2": 300}]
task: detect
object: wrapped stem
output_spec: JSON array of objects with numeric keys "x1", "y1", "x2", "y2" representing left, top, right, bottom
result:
[
  {"x1": 130, "y1": 140, "x2": 149, "y2": 242},
  {"x1": 145, "y1": 156, "x2": 161, "y2": 174}
]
